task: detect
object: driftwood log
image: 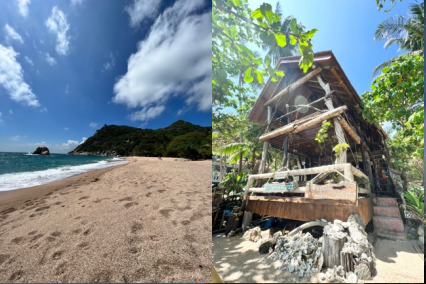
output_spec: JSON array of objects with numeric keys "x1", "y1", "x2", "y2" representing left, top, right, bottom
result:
[{"x1": 287, "y1": 220, "x2": 328, "y2": 237}]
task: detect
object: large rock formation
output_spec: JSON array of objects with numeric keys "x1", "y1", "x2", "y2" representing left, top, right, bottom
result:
[{"x1": 33, "y1": 146, "x2": 50, "y2": 155}]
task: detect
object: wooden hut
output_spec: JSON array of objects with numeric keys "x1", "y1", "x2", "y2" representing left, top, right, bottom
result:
[{"x1": 242, "y1": 51, "x2": 405, "y2": 236}]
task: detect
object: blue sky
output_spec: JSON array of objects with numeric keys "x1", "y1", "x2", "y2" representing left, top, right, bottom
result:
[
  {"x1": 0, "y1": 0, "x2": 212, "y2": 153},
  {"x1": 247, "y1": 0, "x2": 408, "y2": 94}
]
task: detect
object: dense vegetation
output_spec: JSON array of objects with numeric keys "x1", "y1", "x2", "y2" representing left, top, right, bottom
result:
[{"x1": 69, "y1": 120, "x2": 212, "y2": 159}]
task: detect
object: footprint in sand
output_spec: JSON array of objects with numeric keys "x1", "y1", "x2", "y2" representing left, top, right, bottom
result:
[
  {"x1": 0, "y1": 208, "x2": 16, "y2": 215},
  {"x1": 28, "y1": 230, "x2": 38, "y2": 236},
  {"x1": 124, "y1": 202, "x2": 138, "y2": 209},
  {"x1": 8, "y1": 270, "x2": 24, "y2": 281},
  {"x1": 51, "y1": 250, "x2": 64, "y2": 260},
  {"x1": 145, "y1": 192, "x2": 152, "y2": 197},
  {"x1": 78, "y1": 196, "x2": 90, "y2": 200},
  {"x1": 51, "y1": 231, "x2": 61, "y2": 237},
  {"x1": 181, "y1": 220, "x2": 191, "y2": 226},
  {"x1": 0, "y1": 254, "x2": 10, "y2": 265},
  {"x1": 35, "y1": 206, "x2": 50, "y2": 212},
  {"x1": 77, "y1": 241, "x2": 89, "y2": 250},
  {"x1": 157, "y1": 189, "x2": 166, "y2": 193},
  {"x1": 119, "y1": 197, "x2": 133, "y2": 202},
  {"x1": 30, "y1": 234, "x2": 44, "y2": 242},
  {"x1": 159, "y1": 209, "x2": 173, "y2": 218},
  {"x1": 10, "y1": 237, "x2": 24, "y2": 244},
  {"x1": 131, "y1": 222, "x2": 143, "y2": 233}
]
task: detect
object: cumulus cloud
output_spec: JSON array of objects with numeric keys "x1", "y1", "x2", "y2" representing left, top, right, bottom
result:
[
  {"x1": 62, "y1": 139, "x2": 78, "y2": 148},
  {"x1": 9, "y1": 110, "x2": 13, "y2": 114},
  {"x1": 0, "y1": 44, "x2": 39, "y2": 106},
  {"x1": 89, "y1": 122, "x2": 98, "y2": 128},
  {"x1": 64, "y1": 127, "x2": 68, "y2": 130},
  {"x1": 113, "y1": 0, "x2": 211, "y2": 122},
  {"x1": 125, "y1": 0, "x2": 161, "y2": 27},
  {"x1": 16, "y1": 0, "x2": 30, "y2": 17},
  {"x1": 128, "y1": 105, "x2": 165, "y2": 122},
  {"x1": 11, "y1": 135, "x2": 20, "y2": 141},
  {"x1": 80, "y1": 137, "x2": 87, "y2": 144},
  {"x1": 70, "y1": 0, "x2": 84, "y2": 6},
  {"x1": 4, "y1": 24, "x2": 24, "y2": 44},
  {"x1": 24, "y1": 56, "x2": 33, "y2": 66},
  {"x1": 102, "y1": 52, "x2": 115, "y2": 72},
  {"x1": 45, "y1": 7, "x2": 70, "y2": 55},
  {"x1": 45, "y1": 53, "x2": 56, "y2": 65},
  {"x1": 40, "y1": 107, "x2": 47, "y2": 112}
]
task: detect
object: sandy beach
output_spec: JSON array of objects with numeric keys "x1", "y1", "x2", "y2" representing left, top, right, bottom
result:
[{"x1": 0, "y1": 157, "x2": 212, "y2": 283}]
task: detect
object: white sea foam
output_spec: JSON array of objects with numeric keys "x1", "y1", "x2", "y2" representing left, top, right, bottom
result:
[{"x1": 0, "y1": 158, "x2": 128, "y2": 191}]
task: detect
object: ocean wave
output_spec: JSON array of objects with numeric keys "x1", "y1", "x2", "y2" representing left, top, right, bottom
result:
[{"x1": 0, "y1": 159, "x2": 128, "y2": 191}]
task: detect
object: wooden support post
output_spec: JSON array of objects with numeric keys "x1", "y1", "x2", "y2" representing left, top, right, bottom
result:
[
  {"x1": 264, "y1": 67, "x2": 323, "y2": 106},
  {"x1": 258, "y1": 106, "x2": 272, "y2": 186},
  {"x1": 324, "y1": 99, "x2": 347, "y2": 165},
  {"x1": 281, "y1": 104, "x2": 290, "y2": 169},
  {"x1": 361, "y1": 143, "x2": 374, "y2": 192},
  {"x1": 322, "y1": 234, "x2": 347, "y2": 269},
  {"x1": 242, "y1": 211, "x2": 253, "y2": 231}
]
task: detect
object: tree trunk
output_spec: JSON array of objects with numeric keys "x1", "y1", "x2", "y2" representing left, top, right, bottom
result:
[{"x1": 322, "y1": 235, "x2": 347, "y2": 269}]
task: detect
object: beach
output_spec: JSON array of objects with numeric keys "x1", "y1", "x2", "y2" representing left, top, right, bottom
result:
[{"x1": 0, "y1": 157, "x2": 212, "y2": 283}]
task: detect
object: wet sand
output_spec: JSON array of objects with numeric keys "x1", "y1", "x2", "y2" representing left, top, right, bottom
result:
[{"x1": 0, "y1": 157, "x2": 212, "y2": 283}]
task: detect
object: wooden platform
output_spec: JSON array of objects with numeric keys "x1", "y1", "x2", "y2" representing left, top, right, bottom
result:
[{"x1": 245, "y1": 196, "x2": 373, "y2": 226}]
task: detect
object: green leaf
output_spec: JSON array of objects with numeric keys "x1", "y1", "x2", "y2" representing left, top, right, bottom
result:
[
  {"x1": 274, "y1": 70, "x2": 284, "y2": 77},
  {"x1": 289, "y1": 35, "x2": 297, "y2": 45},
  {"x1": 244, "y1": 67, "x2": 254, "y2": 83},
  {"x1": 251, "y1": 8, "x2": 263, "y2": 20},
  {"x1": 304, "y1": 29, "x2": 318, "y2": 39},
  {"x1": 254, "y1": 70, "x2": 263, "y2": 84},
  {"x1": 264, "y1": 55, "x2": 271, "y2": 68},
  {"x1": 259, "y1": 3, "x2": 274, "y2": 24},
  {"x1": 289, "y1": 18, "x2": 298, "y2": 33},
  {"x1": 252, "y1": 57, "x2": 262, "y2": 66},
  {"x1": 228, "y1": 25, "x2": 238, "y2": 40},
  {"x1": 236, "y1": 43, "x2": 256, "y2": 59},
  {"x1": 274, "y1": 33, "x2": 287, "y2": 47},
  {"x1": 230, "y1": 0, "x2": 241, "y2": 7}
]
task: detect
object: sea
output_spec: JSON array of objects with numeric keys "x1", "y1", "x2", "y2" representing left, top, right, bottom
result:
[{"x1": 0, "y1": 152, "x2": 128, "y2": 192}]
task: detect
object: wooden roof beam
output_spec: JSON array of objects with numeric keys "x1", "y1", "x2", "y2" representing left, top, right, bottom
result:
[
  {"x1": 264, "y1": 67, "x2": 323, "y2": 107},
  {"x1": 259, "y1": 106, "x2": 347, "y2": 141}
]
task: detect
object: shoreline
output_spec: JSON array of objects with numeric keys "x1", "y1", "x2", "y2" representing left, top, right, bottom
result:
[{"x1": 0, "y1": 161, "x2": 128, "y2": 213}]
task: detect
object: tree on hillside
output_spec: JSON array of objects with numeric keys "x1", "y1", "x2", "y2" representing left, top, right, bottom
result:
[
  {"x1": 373, "y1": 2, "x2": 424, "y2": 75},
  {"x1": 361, "y1": 55, "x2": 424, "y2": 187}
]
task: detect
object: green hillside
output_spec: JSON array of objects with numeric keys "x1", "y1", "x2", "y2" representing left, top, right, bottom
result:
[{"x1": 68, "y1": 120, "x2": 212, "y2": 159}]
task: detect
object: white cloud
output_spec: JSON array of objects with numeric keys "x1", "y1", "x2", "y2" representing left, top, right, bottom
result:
[
  {"x1": 16, "y1": 0, "x2": 30, "y2": 17},
  {"x1": 89, "y1": 122, "x2": 98, "y2": 128},
  {"x1": 0, "y1": 112, "x2": 2, "y2": 122},
  {"x1": 102, "y1": 52, "x2": 115, "y2": 72},
  {"x1": 40, "y1": 107, "x2": 47, "y2": 112},
  {"x1": 80, "y1": 137, "x2": 87, "y2": 144},
  {"x1": 70, "y1": 0, "x2": 85, "y2": 6},
  {"x1": 0, "y1": 44, "x2": 39, "y2": 106},
  {"x1": 45, "y1": 7, "x2": 70, "y2": 55},
  {"x1": 11, "y1": 135, "x2": 20, "y2": 141},
  {"x1": 64, "y1": 127, "x2": 68, "y2": 130},
  {"x1": 65, "y1": 84, "x2": 69, "y2": 93},
  {"x1": 62, "y1": 139, "x2": 79, "y2": 148},
  {"x1": 113, "y1": 0, "x2": 211, "y2": 120},
  {"x1": 125, "y1": 0, "x2": 161, "y2": 27},
  {"x1": 24, "y1": 56, "x2": 33, "y2": 66},
  {"x1": 9, "y1": 110, "x2": 13, "y2": 114},
  {"x1": 128, "y1": 105, "x2": 165, "y2": 122},
  {"x1": 45, "y1": 53, "x2": 56, "y2": 65},
  {"x1": 4, "y1": 24, "x2": 24, "y2": 44}
]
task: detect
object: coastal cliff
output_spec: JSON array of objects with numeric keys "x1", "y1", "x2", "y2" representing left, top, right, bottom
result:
[{"x1": 68, "y1": 120, "x2": 211, "y2": 159}]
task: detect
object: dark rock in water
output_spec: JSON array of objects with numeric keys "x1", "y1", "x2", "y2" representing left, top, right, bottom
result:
[{"x1": 33, "y1": 147, "x2": 50, "y2": 155}]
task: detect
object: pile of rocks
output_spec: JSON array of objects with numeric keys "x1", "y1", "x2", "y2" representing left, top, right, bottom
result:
[
  {"x1": 269, "y1": 231, "x2": 323, "y2": 278},
  {"x1": 265, "y1": 214, "x2": 376, "y2": 282},
  {"x1": 242, "y1": 227, "x2": 262, "y2": 242}
]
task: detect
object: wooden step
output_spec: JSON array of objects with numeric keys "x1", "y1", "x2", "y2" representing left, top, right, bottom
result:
[
  {"x1": 373, "y1": 206, "x2": 401, "y2": 218},
  {"x1": 373, "y1": 216, "x2": 404, "y2": 233},
  {"x1": 373, "y1": 197, "x2": 398, "y2": 207}
]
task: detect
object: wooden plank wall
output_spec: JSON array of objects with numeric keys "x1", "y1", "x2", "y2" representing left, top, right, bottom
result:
[{"x1": 245, "y1": 197, "x2": 373, "y2": 226}]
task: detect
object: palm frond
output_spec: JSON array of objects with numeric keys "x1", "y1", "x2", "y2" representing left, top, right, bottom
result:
[
  {"x1": 374, "y1": 15, "x2": 407, "y2": 42},
  {"x1": 221, "y1": 142, "x2": 247, "y2": 155}
]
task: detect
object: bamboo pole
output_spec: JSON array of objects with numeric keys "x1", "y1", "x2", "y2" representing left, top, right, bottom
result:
[
  {"x1": 259, "y1": 106, "x2": 347, "y2": 141},
  {"x1": 337, "y1": 116, "x2": 361, "y2": 144},
  {"x1": 264, "y1": 67, "x2": 323, "y2": 107}
]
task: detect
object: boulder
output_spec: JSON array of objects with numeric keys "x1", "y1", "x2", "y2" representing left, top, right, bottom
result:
[{"x1": 33, "y1": 147, "x2": 50, "y2": 155}]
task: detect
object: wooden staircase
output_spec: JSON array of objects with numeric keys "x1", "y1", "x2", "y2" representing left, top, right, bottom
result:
[{"x1": 372, "y1": 197, "x2": 405, "y2": 240}]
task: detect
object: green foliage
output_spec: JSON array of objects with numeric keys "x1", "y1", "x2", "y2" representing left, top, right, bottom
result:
[
  {"x1": 315, "y1": 120, "x2": 333, "y2": 154},
  {"x1": 373, "y1": 2, "x2": 424, "y2": 74},
  {"x1": 212, "y1": 0, "x2": 317, "y2": 107},
  {"x1": 71, "y1": 120, "x2": 211, "y2": 159},
  {"x1": 375, "y1": 0, "x2": 403, "y2": 12},
  {"x1": 361, "y1": 55, "x2": 424, "y2": 158},
  {"x1": 333, "y1": 143, "x2": 350, "y2": 158},
  {"x1": 403, "y1": 190, "x2": 425, "y2": 223},
  {"x1": 219, "y1": 172, "x2": 248, "y2": 196}
]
